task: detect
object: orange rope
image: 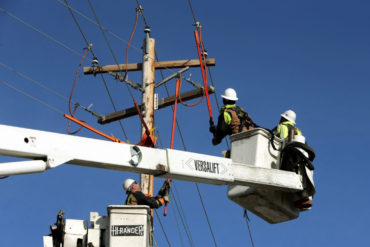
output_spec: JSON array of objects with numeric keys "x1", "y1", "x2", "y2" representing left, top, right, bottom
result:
[
  {"x1": 194, "y1": 27, "x2": 213, "y2": 120},
  {"x1": 67, "y1": 48, "x2": 89, "y2": 135},
  {"x1": 178, "y1": 74, "x2": 206, "y2": 107},
  {"x1": 124, "y1": 9, "x2": 139, "y2": 80},
  {"x1": 165, "y1": 80, "x2": 180, "y2": 216},
  {"x1": 170, "y1": 78, "x2": 180, "y2": 149}
]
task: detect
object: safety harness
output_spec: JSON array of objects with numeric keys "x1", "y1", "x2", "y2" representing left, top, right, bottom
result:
[{"x1": 222, "y1": 106, "x2": 256, "y2": 133}]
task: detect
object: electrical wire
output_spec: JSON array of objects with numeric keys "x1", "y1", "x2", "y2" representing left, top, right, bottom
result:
[
  {"x1": 135, "y1": 0, "x2": 149, "y2": 29},
  {"x1": 1, "y1": 62, "x2": 101, "y2": 119},
  {"x1": 171, "y1": 188, "x2": 196, "y2": 247},
  {"x1": 62, "y1": 0, "x2": 93, "y2": 56},
  {"x1": 55, "y1": 0, "x2": 142, "y2": 53},
  {"x1": 1, "y1": 63, "x2": 70, "y2": 103},
  {"x1": 195, "y1": 183, "x2": 218, "y2": 247},
  {"x1": 124, "y1": 8, "x2": 139, "y2": 80},
  {"x1": 207, "y1": 68, "x2": 230, "y2": 149},
  {"x1": 67, "y1": 47, "x2": 89, "y2": 135},
  {"x1": 153, "y1": 132, "x2": 192, "y2": 247},
  {"x1": 86, "y1": 0, "x2": 136, "y2": 100},
  {"x1": 171, "y1": 202, "x2": 186, "y2": 247},
  {"x1": 63, "y1": 0, "x2": 129, "y2": 140},
  {"x1": 154, "y1": 209, "x2": 172, "y2": 247},
  {"x1": 244, "y1": 209, "x2": 256, "y2": 247},
  {"x1": 0, "y1": 8, "x2": 86, "y2": 60},
  {"x1": 55, "y1": 0, "x2": 203, "y2": 86},
  {"x1": 99, "y1": 73, "x2": 129, "y2": 140},
  {"x1": 0, "y1": 79, "x2": 65, "y2": 115},
  {"x1": 187, "y1": 0, "x2": 198, "y2": 25}
]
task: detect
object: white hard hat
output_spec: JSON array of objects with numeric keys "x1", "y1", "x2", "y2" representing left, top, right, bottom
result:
[
  {"x1": 221, "y1": 88, "x2": 238, "y2": 101},
  {"x1": 123, "y1": 178, "x2": 136, "y2": 192},
  {"x1": 281, "y1": 110, "x2": 296, "y2": 124}
]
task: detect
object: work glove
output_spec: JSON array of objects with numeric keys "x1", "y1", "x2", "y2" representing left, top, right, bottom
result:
[
  {"x1": 163, "y1": 195, "x2": 170, "y2": 203},
  {"x1": 209, "y1": 119, "x2": 216, "y2": 134},
  {"x1": 158, "y1": 181, "x2": 170, "y2": 197}
]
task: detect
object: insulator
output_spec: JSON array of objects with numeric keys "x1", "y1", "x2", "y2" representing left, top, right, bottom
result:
[
  {"x1": 92, "y1": 57, "x2": 99, "y2": 66},
  {"x1": 144, "y1": 26, "x2": 151, "y2": 34}
]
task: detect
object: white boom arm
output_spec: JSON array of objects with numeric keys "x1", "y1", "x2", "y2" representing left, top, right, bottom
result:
[{"x1": 0, "y1": 124, "x2": 302, "y2": 191}]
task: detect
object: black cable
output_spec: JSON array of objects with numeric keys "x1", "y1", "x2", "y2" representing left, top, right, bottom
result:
[
  {"x1": 154, "y1": 135, "x2": 193, "y2": 247},
  {"x1": 63, "y1": 0, "x2": 129, "y2": 140},
  {"x1": 0, "y1": 8, "x2": 87, "y2": 60},
  {"x1": 207, "y1": 67, "x2": 230, "y2": 150},
  {"x1": 55, "y1": 0, "x2": 143, "y2": 53},
  {"x1": 135, "y1": 0, "x2": 149, "y2": 29},
  {"x1": 98, "y1": 74, "x2": 129, "y2": 139},
  {"x1": 187, "y1": 0, "x2": 198, "y2": 25},
  {"x1": 63, "y1": 0, "x2": 95, "y2": 57},
  {"x1": 171, "y1": 188, "x2": 196, "y2": 247},
  {"x1": 195, "y1": 183, "x2": 218, "y2": 247},
  {"x1": 154, "y1": 210, "x2": 172, "y2": 247},
  {"x1": 0, "y1": 79, "x2": 65, "y2": 115},
  {"x1": 171, "y1": 202, "x2": 186, "y2": 247},
  {"x1": 244, "y1": 209, "x2": 256, "y2": 247},
  {"x1": 87, "y1": 0, "x2": 136, "y2": 100}
]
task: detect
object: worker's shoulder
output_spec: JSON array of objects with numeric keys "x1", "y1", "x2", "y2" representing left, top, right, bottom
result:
[{"x1": 132, "y1": 191, "x2": 145, "y2": 197}]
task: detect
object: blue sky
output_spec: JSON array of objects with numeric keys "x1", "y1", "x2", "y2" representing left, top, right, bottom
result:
[{"x1": 1, "y1": 0, "x2": 370, "y2": 246}]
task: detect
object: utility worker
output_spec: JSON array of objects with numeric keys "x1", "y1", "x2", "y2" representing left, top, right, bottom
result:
[
  {"x1": 274, "y1": 110, "x2": 312, "y2": 210},
  {"x1": 275, "y1": 109, "x2": 302, "y2": 142},
  {"x1": 123, "y1": 178, "x2": 170, "y2": 209},
  {"x1": 209, "y1": 88, "x2": 255, "y2": 146}
]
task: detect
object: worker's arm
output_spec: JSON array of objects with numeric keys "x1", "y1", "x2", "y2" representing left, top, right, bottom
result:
[
  {"x1": 212, "y1": 112, "x2": 230, "y2": 145},
  {"x1": 132, "y1": 191, "x2": 164, "y2": 209}
]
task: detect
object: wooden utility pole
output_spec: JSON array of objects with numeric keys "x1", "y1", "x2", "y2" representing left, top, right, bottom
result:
[
  {"x1": 140, "y1": 30, "x2": 155, "y2": 197},
  {"x1": 83, "y1": 30, "x2": 216, "y2": 229}
]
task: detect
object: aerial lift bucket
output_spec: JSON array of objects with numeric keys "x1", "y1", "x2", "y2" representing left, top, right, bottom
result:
[{"x1": 227, "y1": 128, "x2": 300, "y2": 224}]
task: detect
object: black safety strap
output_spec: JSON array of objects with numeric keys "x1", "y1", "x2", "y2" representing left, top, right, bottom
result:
[
  {"x1": 281, "y1": 142, "x2": 316, "y2": 171},
  {"x1": 233, "y1": 106, "x2": 256, "y2": 132}
]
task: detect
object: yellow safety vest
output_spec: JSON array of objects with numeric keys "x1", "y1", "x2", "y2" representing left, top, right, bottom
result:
[{"x1": 277, "y1": 121, "x2": 302, "y2": 139}]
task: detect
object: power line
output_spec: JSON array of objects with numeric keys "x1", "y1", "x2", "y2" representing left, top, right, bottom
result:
[
  {"x1": 153, "y1": 133, "x2": 193, "y2": 247},
  {"x1": 187, "y1": 0, "x2": 198, "y2": 25},
  {"x1": 0, "y1": 79, "x2": 64, "y2": 115},
  {"x1": 63, "y1": 0, "x2": 129, "y2": 140},
  {"x1": 0, "y1": 8, "x2": 86, "y2": 60},
  {"x1": 55, "y1": 0, "x2": 143, "y2": 54},
  {"x1": 170, "y1": 202, "x2": 186, "y2": 247},
  {"x1": 135, "y1": 0, "x2": 149, "y2": 28},
  {"x1": 86, "y1": 0, "x2": 136, "y2": 100},
  {"x1": 244, "y1": 209, "x2": 256, "y2": 247},
  {"x1": 171, "y1": 186, "x2": 196, "y2": 247},
  {"x1": 62, "y1": 0, "x2": 93, "y2": 56},
  {"x1": 1, "y1": 63, "x2": 70, "y2": 103},
  {"x1": 207, "y1": 67, "x2": 230, "y2": 149},
  {"x1": 195, "y1": 183, "x2": 218, "y2": 247},
  {"x1": 154, "y1": 210, "x2": 172, "y2": 247}
]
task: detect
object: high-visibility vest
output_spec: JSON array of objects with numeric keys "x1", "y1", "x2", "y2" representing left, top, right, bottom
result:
[
  {"x1": 277, "y1": 121, "x2": 302, "y2": 140},
  {"x1": 124, "y1": 193, "x2": 137, "y2": 205}
]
